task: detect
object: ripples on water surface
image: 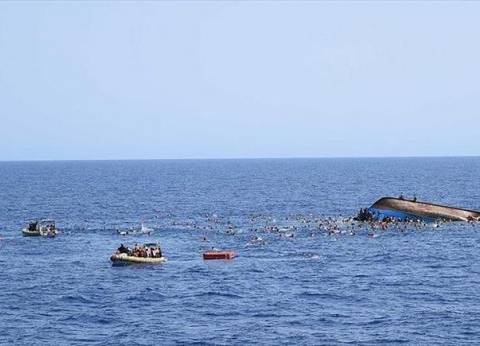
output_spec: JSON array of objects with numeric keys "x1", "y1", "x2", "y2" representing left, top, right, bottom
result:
[{"x1": 1, "y1": 158, "x2": 480, "y2": 345}]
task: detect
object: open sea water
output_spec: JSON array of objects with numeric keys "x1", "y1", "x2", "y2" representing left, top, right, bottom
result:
[{"x1": 1, "y1": 157, "x2": 480, "y2": 345}]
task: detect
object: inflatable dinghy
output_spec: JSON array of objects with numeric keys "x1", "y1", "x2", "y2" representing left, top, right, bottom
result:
[{"x1": 110, "y1": 253, "x2": 167, "y2": 265}]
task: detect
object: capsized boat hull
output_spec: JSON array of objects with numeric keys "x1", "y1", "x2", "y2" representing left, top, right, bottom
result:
[
  {"x1": 110, "y1": 253, "x2": 167, "y2": 265},
  {"x1": 369, "y1": 197, "x2": 480, "y2": 221}
]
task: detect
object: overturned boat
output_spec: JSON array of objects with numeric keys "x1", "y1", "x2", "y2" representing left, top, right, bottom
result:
[{"x1": 359, "y1": 197, "x2": 480, "y2": 222}]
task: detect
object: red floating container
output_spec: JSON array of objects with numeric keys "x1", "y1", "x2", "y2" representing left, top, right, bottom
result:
[{"x1": 203, "y1": 250, "x2": 235, "y2": 260}]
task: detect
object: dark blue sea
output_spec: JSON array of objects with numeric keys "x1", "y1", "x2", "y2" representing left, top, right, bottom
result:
[{"x1": 1, "y1": 158, "x2": 480, "y2": 345}]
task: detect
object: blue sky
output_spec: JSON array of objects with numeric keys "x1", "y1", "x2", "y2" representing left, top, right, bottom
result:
[{"x1": 0, "y1": 2, "x2": 479, "y2": 160}]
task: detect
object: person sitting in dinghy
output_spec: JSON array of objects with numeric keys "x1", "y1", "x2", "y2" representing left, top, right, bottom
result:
[
  {"x1": 28, "y1": 222, "x2": 37, "y2": 232},
  {"x1": 117, "y1": 244, "x2": 129, "y2": 254}
]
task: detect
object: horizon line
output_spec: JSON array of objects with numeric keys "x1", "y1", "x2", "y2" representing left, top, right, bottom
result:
[{"x1": 0, "y1": 154, "x2": 479, "y2": 163}]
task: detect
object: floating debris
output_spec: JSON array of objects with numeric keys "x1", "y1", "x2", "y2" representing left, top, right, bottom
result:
[{"x1": 203, "y1": 250, "x2": 235, "y2": 260}]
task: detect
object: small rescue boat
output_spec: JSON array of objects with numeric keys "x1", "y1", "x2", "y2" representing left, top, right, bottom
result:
[
  {"x1": 22, "y1": 220, "x2": 58, "y2": 237},
  {"x1": 203, "y1": 250, "x2": 235, "y2": 260},
  {"x1": 22, "y1": 229, "x2": 41, "y2": 237}
]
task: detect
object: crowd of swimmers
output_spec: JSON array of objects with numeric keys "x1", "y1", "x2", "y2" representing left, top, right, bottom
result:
[
  {"x1": 176, "y1": 211, "x2": 477, "y2": 239},
  {"x1": 108, "y1": 206, "x2": 480, "y2": 256},
  {"x1": 354, "y1": 208, "x2": 375, "y2": 222}
]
